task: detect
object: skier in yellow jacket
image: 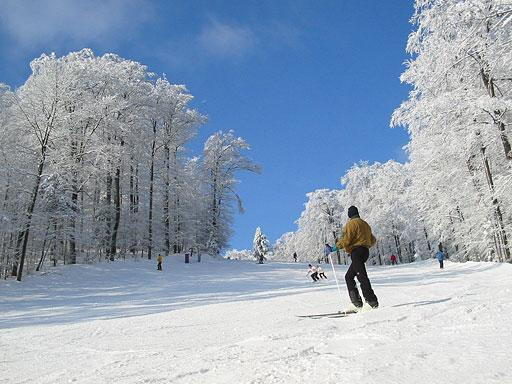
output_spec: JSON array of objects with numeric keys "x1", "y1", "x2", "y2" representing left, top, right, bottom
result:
[
  {"x1": 327, "y1": 206, "x2": 379, "y2": 309},
  {"x1": 157, "y1": 254, "x2": 163, "y2": 271}
]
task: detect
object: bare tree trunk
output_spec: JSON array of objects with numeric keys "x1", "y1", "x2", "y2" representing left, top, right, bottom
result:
[
  {"x1": 69, "y1": 186, "x2": 78, "y2": 264},
  {"x1": 147, "y1": 121, "x2": 157, "y2": 260},
  {"x1": 16, "y1": 148, "x2": 47, "y2": 281},
  {"x1": 481, "y1": 145, "x2": 510, "y2": 261},
  {"x1": 174, "y1": 193, "x2": 182, "y2": 254},
  {"x1": 480, "y1": 69, "x2": 512, "y2": 160},
  {"x1": 1, "y1": 182, "x2": 10, "y2": 278},
  {"x1": 129, "y1": 159, "x2": 137, "y2": 255},
  {"x1": 105, "y1": 172, "x2": 112, "y2": 260},
  {"x1": 392, "y1": 223, "x2": 403, "y2": 263},
  {"x1": 36, "y1": 221, "x2": 52, "y2": 271},
  {"x1": 110, "y1": 166, "x2": 121, "y2": 261},
  {"x1": 376, "y1": 241, "x2": 383, "y2": 265},
  {"x1": 69, "y1": 137, "x2": 80, "y2": 264},
  {"x1": 394, "y1": 234, "x2": 402, "y2": 263},
  {"x1": 3, "y1": 235, "x2": 13, "y2": 279},
  {"x1": 134, "y1": 164, "x2": 139, "y2": 213},
  {"x1": 80, "y1": 186, "x2": 85, "y2": 262},
  {"x1": 467, "y1": 150, "x2": 498, "y2": 258},
  {"x1": 164, "y1": 143, "x2": 171, "y2": 254},
  {"x1": 92, "y1": 180, "x2": 100, "y2": 261},
  {"x1": 172, "y1": 148, "x2": 182, "y2": 254},
  {"x1": 423, "y1": 227, "x2": 432, "y2": 251},
  {"x1": 210, "y1": 171, "x2": 218, "y2": 255},
  {"x1": 130, "y1": 160, "x2": 135, "y2": 215}
]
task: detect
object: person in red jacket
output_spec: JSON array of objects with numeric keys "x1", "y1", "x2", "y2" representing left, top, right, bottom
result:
[{"x1": 390, "y1": 254, "x2": 397, "y2": 265}]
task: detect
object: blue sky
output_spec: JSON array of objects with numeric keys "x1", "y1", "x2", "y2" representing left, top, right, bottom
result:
[{"x1": 0, "y1": 0, "x2": 414, "y2": 251}]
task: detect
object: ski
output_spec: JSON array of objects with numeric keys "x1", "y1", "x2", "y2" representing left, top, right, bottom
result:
[{"x1": 296, "y1": 309, "x2": 358, "y2": 318}]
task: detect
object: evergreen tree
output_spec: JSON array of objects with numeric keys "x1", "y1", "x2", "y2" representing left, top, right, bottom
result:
[{"x1": 253, "y1": 227, "x2": 270, "y2": 263}]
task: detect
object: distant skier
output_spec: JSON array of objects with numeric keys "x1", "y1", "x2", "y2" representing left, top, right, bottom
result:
[
  {"x1": 390, "y1": 254, "x2": 397, "y2": 265},
  {"x1": 326, "y1": 205, "x2": 379, "y2": 309},
  {"x1": 306, "y1": 264, "x2": 319, "y2": 282},
  {"x1": 317, "y1": 265, "x2": 327, "y2": 279},
  {"x1": 293, "y1": 252, "x2": 298, "y2": 262},
  {"x1": 324, "y1": 243, "x2": 332, "y2": 263},
  {"x1": 157, "y1": 254, "x2": 163, "y2": 271},
  {"x1": 436, "y1": 244, "x2": 445, "y2": 269}
]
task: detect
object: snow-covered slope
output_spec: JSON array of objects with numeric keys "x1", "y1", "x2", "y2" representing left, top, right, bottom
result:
[{"x1": 1, "y1": 258, "x2": 511, "y2": 384}]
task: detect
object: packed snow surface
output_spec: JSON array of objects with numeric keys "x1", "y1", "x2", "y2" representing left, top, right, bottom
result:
[{"x1": 1, "y1": 257, "x2": 511, "y2": 384}]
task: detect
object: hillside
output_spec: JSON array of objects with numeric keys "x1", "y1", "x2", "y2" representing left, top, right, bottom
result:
[{"x1": 1, "y1": 258, "x2": 511, "y2": 384}]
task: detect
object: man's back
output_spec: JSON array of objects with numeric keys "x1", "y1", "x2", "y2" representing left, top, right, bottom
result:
[{"x1": 337, "y1": 217, "x2": 376, "y2": 253}]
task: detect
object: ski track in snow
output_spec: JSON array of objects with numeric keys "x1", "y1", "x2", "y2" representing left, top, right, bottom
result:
[{"x1": 1, "y1": 258, "x2": 511, "y2": 384}]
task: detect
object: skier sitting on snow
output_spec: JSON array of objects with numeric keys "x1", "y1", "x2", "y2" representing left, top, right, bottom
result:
[
  {"x1": 317, "y1": 265, "x2": 327, "y2": 279},
  {"x1": 325, "y1": 206, "x2": 379, "y2": 309},
  {"x1": 306, "y1": 264, "x2": 319, "y2": 282}
]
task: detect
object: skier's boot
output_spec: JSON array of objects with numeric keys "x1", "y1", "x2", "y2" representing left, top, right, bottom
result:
[
  {"x1": 349, "y1": 289, "x2": 363, "y2": 308},
  {"x1": 367, "y1": 300, "x2": 379, "y2": 309}
]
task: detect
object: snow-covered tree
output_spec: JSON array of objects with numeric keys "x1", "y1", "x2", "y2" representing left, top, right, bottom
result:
[
  {"x1": 392, "y1": 0, "x2": 512, "y2": 262},
  {"x1": 273, "y1": 161, "x2": 423, "y2": 266},
  {"x1": 253, "y1": 227, "x2": 271, "y2": 263},
  {"x1": 224, "y1": 248, "x2": 253, "y2": 260},
  {"x1": 0, "y1": 50, "x2": 257, "y2": 280},
  {"x1": 203, "y1": 131, "x2": 260, "y2": 256},
  {"x1": 275, "y1": 0, "x2": 511, "y2": 265}
]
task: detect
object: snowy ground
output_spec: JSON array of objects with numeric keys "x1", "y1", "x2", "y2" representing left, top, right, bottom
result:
[{"x1": 1, "y1": 257, "x2": 511, "y2": 384}]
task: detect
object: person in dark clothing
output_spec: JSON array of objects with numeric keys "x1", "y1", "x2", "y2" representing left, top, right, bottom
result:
[
  {"x1": 293, "y1": 252, "x2": 297, "y2": 262},
  {"x1": 326, "y1": 206, "x2": 379, "y2": 309},
  {"x1": 324, "y1": 243, "x2": 332, "y2": 263},
  {"x1": 436, "y1": 244, "x2": 445, "y2": 269}
]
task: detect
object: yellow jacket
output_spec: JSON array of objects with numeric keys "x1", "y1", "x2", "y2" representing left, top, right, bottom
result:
[
  {"x1": 336, "y1": 217, "x2": 376, "y2": 254},
  {"x1": 157, "y1": 255, "x2": 163, "y2": 263}
]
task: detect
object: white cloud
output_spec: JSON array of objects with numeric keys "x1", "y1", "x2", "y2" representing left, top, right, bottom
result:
[
  {"x1": 154, "y1": 17, "x2": 303, "y2": 69},
  {"x1": 0, "y1": 0, "x2": 154, "y2": 48},
  {"x1": 196, "y1": 18, "x2": 256, "y2": 59}
]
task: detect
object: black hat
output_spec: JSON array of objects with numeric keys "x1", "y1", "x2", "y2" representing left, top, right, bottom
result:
[{"x1": 348, "y1": 206, "x2": 359, "y2": 218}]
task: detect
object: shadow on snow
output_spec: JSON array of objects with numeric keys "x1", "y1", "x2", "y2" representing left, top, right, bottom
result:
[{"x1": 0, "y1": 258, "x2": 501, "y2": 329}]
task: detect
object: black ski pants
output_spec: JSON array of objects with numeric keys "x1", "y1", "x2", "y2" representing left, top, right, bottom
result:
[
  {"x1": 345, "y1": 246, "x2": 378, "y2": 305},
  {"x1": 157, "y1": 262, "x2": 162, "y2": 271},
  {"x1": 310, "y1": 272, "x2": 319, "y2": 281}
]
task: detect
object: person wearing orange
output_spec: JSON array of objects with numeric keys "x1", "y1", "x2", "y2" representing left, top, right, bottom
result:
[
  {"x1": 327, "y1": 206, "x2": 379, "y2": 309},
  {"x1": 157, "y1": 254, "x2": 163, "y2": 271}
]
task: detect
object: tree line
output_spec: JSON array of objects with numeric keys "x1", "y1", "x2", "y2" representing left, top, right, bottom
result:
[{"x1": 0, "y1": 49, "x2": 259, "y2": 280}]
